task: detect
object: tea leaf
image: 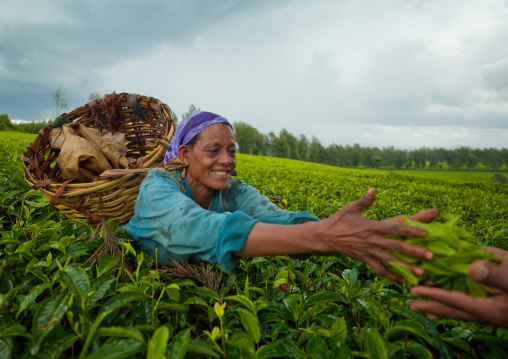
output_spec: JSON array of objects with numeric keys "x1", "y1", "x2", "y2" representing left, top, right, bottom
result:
[
  {"x1": 59, "y1": 265, "x2": 91, "y2": 309},
  {"x1": 225, "y1": 294, "x2": 256, "y2": 314},
  {"x1": 84, "y1": 339, "x2": 144, "y2": 359},
  {"x1": 275, "y1": 270, "x2": 296, "y2": 282},
  {"x1": 385, "y1": 261, "x2": 419, "y2": 285},
  {"x1": 238, "y1": 308, "x2": 261, "y2": 344},
  {"x1": 31, "y1": 292, "x2": 70, "y2": 355},
  {"x1": 168, "y1": 328, "x2": 191, "y2": 359},
  {"x1": 390, "y1": 319, "x2": 431, "y2": 343},
  {"x1": 95, "y1": 327, "x2": 145, "y2": 344},
  {"x1": 187, "y1": 340, "x2": 221, "y2": 359},
  {"x1": 364, "y1": 327, "x2": 389, "y2": 359},
  {"x1": 97, "y1": 253, "x2": 120, "y2": 277},
  {"x1": 257, "y1": 343, "x2": 285, "y2": 359},
  {"x1": 283, "y1": 296, "x2": 300, "y2": 323},
  {"x1": 98, "y1": 291, "x2": 145, "y2": 317},
  {"x1": 16, "y1": 283, "x2": 52, "y2": 319},
  {"x1": 32, "y1": 332, "x2": 78, "y2": 359},
  {"x1": 15, "y1": 239, "x2": 35, "y2": 253},
  {"x1": 227, "y1": 332, "x2": 256, "y2": 357},
  {"x1": 305, "y1": 291, "x2": 345, "y2": 308}
]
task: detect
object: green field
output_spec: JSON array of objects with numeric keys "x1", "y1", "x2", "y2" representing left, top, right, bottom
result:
[
  {"x1": 1, "y1": 132, "x2": 507, "y2": 358},
  {"x1": 391, "y1": 169, "x2": 503, "y2": 182}
]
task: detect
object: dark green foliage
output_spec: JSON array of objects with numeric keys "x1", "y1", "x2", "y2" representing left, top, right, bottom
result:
[
  {"x1": 492, "y1": 173, "x2": 508, "y2": 183},
  {"x1": 0, "y1": 114, "x2": 51, "y2": 134},
  {"x1": 0, "y1": 135, "x2": 507, "y2": 357},
  {"x1": 12, "y1": 120, "x2": 52, "y2": 134},
  {"x1": 0, "y1": 114, "x2": 15, "y2": 131},
  {"x1": 233, "y1": 121, "x2": 508, "y2": 170}
]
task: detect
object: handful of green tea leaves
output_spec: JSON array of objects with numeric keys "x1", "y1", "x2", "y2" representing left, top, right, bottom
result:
[{"x1": 387, "y1": 215, "x2": 498, "y2": 297}]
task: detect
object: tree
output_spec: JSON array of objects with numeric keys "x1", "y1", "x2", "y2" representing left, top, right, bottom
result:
[
  {"x1": 361, "y1": 147, "x2": 376, "y2": 168},
  {"x1": 451, "y1": 147, "x2": 469, "y2": 169},
  {"x1": 52, "y1": 86, "x2": 68, "y2": 118},
  {"x1": 324, "y1": 144, "x2": 341, "y2": 166},
  {"x1": 233, "y1": 121, "x2": 264, "y2": 154},
  {"x1": 482, "y1": 148, "x2": 502, "y2": 169},
  {"x1": 409, "y1": 148, "x2": 426, "y2": 169},
  {"x1": 88, "y1": 91, "x2": 101, "y2": 101},
  {"x1": 382, "y1": 146, "x2": 395, "y2": 168},
  {"x1": 279, "y1": 129, "x2": 299, "y2": 160},
  {"x1": 269, "y1": 132, "x2": 290, "y2": 158},
  {"x1": 298, "y1": 135, "x2": 309, "y2": 161},
  {"x1": 465, "y1": 153, "x2": 480, "y2": 170},
  {"x1": 393, "y1": 149, "x2": 407, "y2": 169},
  {"x1": 182, "y1": 104, "x2": 201, "y2": 120},
  {"x1": 348, "y1": 144, "x2": 362, "y2": 167},
  {"x1": 0, "y1": 114, "x2": 14, "y2": 131},
  {"x1": 308, "y1": 136, "x2": 325, "y2": 163}
]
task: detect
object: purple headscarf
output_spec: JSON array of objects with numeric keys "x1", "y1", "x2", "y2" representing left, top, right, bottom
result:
[{"x1": 164, "y1": 111, "x2": 234, "y2": 164}]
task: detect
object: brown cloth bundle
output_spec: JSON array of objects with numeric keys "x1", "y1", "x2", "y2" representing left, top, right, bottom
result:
[{"x1": 49, "y1": 123, "x2": 132, "y2": 182}]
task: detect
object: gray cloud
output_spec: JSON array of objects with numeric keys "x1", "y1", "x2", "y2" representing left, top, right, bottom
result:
[
  {"x1": 482, "y1": 58, "x2": 508, "y2": 92},
  {"x1": 1, "y1": 0, "x2": 507, "y2": 149},
  {"x1": 0, "y1": 0, "x2": 294, "y2": 118}
]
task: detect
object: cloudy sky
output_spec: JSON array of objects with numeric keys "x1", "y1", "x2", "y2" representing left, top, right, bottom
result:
[{"x1": 1, "y1": 0, "x2": 507, "y2": 149}]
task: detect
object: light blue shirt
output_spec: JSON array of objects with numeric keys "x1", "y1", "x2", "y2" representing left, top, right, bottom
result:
[{"x1": 125, "y1": 168, "x2": 319, "y2": 272}]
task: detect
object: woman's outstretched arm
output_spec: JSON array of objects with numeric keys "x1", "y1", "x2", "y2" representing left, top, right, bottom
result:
[{"x1": 236, "y1": 188, "x2": 438, "y2": 283}]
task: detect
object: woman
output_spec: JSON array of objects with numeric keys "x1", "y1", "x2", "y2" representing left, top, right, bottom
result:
[{"x1": 126, "y1": 111, "x2": 438, "y2": 281}]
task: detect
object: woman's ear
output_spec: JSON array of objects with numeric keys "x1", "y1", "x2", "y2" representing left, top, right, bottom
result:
[{"x1": 179, "y1": 145, "x2": 190, "y2": 165}]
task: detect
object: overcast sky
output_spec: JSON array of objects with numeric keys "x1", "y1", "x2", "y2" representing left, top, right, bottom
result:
[{"x1": 1, "y1": 0, "x2": 507, "y2": 149}]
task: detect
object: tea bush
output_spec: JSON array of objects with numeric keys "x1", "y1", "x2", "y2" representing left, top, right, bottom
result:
[{"x1": 0, "y1": 132, "x2": 507, "y2": 358}]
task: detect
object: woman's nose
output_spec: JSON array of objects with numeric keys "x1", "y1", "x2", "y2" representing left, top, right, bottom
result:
[{"x1": 219, "y1": 149, "x2": 231, "y2": 164}]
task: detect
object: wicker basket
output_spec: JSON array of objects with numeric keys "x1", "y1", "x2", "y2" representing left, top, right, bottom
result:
[{"x1": 22, "y1": 92, "x2": 175, "y2": 225}]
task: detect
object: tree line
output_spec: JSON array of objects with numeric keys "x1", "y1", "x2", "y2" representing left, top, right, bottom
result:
[
  {"x1": 3, "y1": 86, "x2": 506, "y2": 171},
  {"x1": 233, "y1": 121, "x2": 508, "y2": 170},
  {"x1": 0, "y1": 114, "x2": 51, "y2": 134}
]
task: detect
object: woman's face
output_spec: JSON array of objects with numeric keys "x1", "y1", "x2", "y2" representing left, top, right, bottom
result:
[{"x1": 180, "y1": 123, "x2": 237, "y2": 191}]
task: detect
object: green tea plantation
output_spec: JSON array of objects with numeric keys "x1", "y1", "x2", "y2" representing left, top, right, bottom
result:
[{"x1": 0, "y1": 131, "x2": 507, "y2": 358}]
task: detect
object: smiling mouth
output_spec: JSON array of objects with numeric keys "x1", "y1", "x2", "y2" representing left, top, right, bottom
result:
[{"x1": 211, "y1": 170, "x2": 229, "y2": 176}]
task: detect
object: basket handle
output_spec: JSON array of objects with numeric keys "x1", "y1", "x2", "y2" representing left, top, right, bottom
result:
[
  {"x1": 99, "y1": 168, "x2": 151, "y2": 179},
  {"x1": 51, "y1": 179, "x2": 74, "y2": 205},
  {"x1": 127, "y1": 94, "x2": 148, "y2": 120}
]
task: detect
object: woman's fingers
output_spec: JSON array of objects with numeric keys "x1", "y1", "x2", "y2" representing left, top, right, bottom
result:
[
  {"x1": 469, "y1": 261, "x2": 508, "y2": 292},
  {"x1": 481, "y1": 246, "x2": 508, "y2": 262},
  {"x1": 367, "y1": 258, "x2": 405, "y2": 283},
  {"x1": 387, "y1": 209, "x2": 440, "y2": 225},
  {"x1": 375, "y1": 221, "x2": 428, "y2": 238},
  {"x1": 404, "y1": 209, "x2": 440, "y2": 223},
  {"x1": 410, "y1": 299, "x2": 480, "y2": 322},
  {"x1": 347, "y1": 187, "x2": 376, "y2": 213},
  {"x1": 410, "y1": 286, "x2": 485, "y2": 316},
  {"x1": 410, "y1": 286, "x2": 508, "y2": 327},
  {"x1": 377, "y1": 236, "x2": 434, "y2": 260}
]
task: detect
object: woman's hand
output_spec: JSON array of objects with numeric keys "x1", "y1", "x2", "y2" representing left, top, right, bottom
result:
[
  {"x1": 317, "y1": 187, "x2": 439, "y2": 283},
  {"x1": 410, "y1": 247, "x2": 508, "y2": 328}
]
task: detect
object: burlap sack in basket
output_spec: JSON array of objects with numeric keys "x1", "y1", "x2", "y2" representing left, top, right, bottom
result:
[
  {"x1": 22, "y1": 92, "x2": 174, "y2": 225},
  {"x1": 50, "y1": 123, "x2": 132, "y2": 182}
]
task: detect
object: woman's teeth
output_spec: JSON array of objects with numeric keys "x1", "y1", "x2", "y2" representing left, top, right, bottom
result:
[{"x1": 212, "y1": 171, "x2": 228, "y2": 176}]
